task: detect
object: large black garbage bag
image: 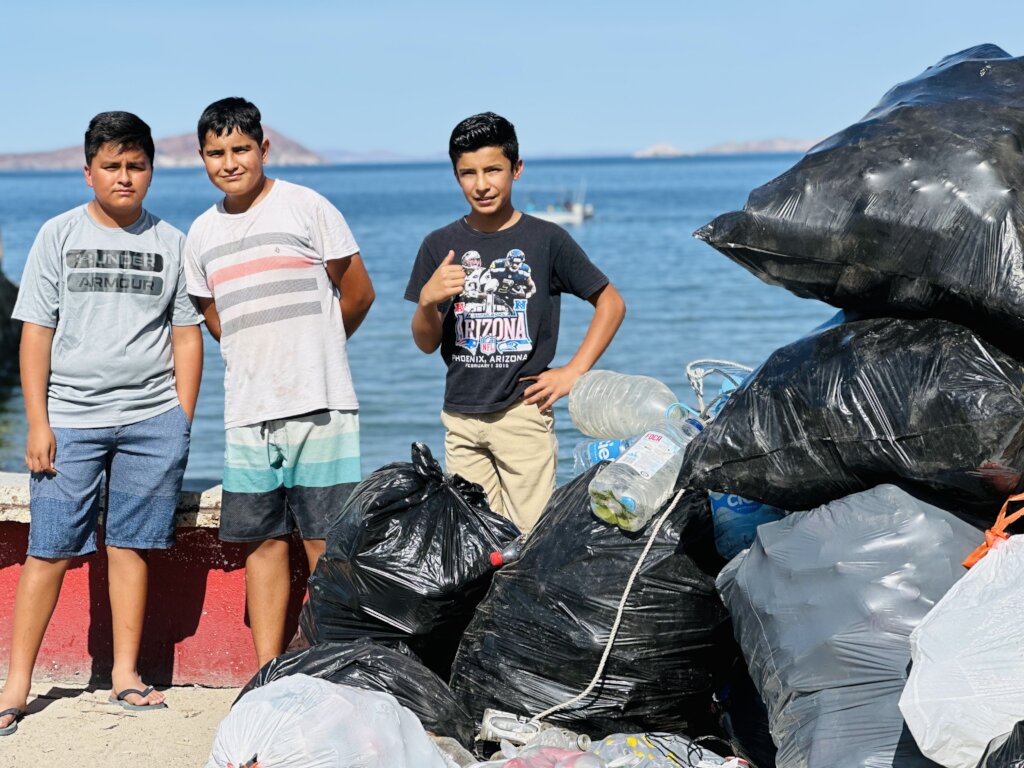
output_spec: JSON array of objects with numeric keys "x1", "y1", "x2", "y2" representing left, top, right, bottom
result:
[
  {"x1": 449, "y1": 466, "x2": 732, "y2": 736},
  {"x1": 977, "y1": 721, "x2": 1024, "y2": 768},
  {"x1": 303, "y1": 443, "x2": 520, "y2": 678},
  {"x1": 717, "y1": 484, "x2": 978, "y2": 768},
  {"x1": 235, "y1": 639, "x2": 475, "y2": 745},
  {"x1": 695, "y1": 45, "x2": 1024, "y2": 353},
  {"x1": 680, "y1": 317, "x2": 1024, "y2": 516}
]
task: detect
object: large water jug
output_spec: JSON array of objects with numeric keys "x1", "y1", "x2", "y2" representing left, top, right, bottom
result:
[
  {"x1": 569, "y1": 370, "x2": 679, "y2": 440},
  {"x1": 588, "y1": 410, "x2": 703, "y2": 531}
]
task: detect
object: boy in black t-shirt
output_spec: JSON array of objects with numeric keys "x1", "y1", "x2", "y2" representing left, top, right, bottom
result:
[{"x1": 405, "y1": 112, "x2": 625, "y2": 532}]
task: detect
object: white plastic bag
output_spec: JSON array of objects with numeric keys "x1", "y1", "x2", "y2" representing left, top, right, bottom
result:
[
  {"x1": 206, "y1": 674, "x2": 452, "y2": 768},
  {"x1": 900, "y1": 533, "x2": 1024, "y2": 768}
]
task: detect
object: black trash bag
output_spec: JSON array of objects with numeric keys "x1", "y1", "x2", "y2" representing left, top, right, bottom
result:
[
  {"x1": 976, "y1": 721, "x2": 1024, "y2": 768},
  {"x1": 717, "y1": 484, "x2": 977, "y2": 768},
  {"x1": 450, "y1": 466, "x2": 732, "y2": 736},
  {"x1": 303, "y1": 443, "x2": 520, "y2": 678},
  {"x1": 714, "y1": 659, "x2": 777, "y2": 768},
  {"x1": 680, "y1": 317, "x2": 1024, "y2": 517},
  {"x1": 235, "y1": 638, "x2": 475, "y2": 746},
  {"x1": 695, "y1": 45, "x2": 1024, "y2": 354}
]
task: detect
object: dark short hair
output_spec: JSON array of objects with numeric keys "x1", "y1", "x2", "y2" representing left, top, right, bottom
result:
[
  {"x1": 448, "y1": 112, "x2": 519, "y2": 169},
  {"x1": 84, "y1": 112, "x2": 155, "y2": 165},
  {"x1": 197, "y1": 97, "x2": 264, "y2": 147}
]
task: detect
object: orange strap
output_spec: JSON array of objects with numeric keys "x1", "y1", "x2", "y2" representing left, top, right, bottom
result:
[{"x1": 963, "y1": 492, "x2": 1024, "y2": 568}]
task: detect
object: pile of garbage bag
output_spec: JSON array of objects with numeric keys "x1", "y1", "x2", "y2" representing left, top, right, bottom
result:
[
  {"x1": 681, "y1": 317, "x2": 1024, "y2": 516},
  {"x1": 207, "y1": 45, "x2": 1024, "y2": 768},
  {"x1": 301, "y1": 443, "x2": 519, "y2": 677},
  {"x1": 677, "y1": 44, "x2": 1024, "y2": 768},
  {"x1": 694, "y1": 44, "x2": 1024, "y2": 355},
  {"x1": 717, "y1": 484, "x2": 978, "y2": 768},
  {"x1": 237, "y1": 638, "x2": 475, "y2": 745},
  {"x1": 450, "y1": 466, "x2": 731, "y2": 737}
]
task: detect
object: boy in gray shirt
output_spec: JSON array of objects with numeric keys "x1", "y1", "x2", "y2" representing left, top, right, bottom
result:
[{"x1": 0, "y1": 112, "x2": 203, "y2": 734}]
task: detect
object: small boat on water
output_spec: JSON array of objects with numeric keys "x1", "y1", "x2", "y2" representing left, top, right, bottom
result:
[{"x1": 525, "y1": 184, "x2": 594, "y2": 226}]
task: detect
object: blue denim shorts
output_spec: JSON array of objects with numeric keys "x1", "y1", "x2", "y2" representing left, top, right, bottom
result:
[{"x1": 28, "y1": 405, "x2": 191, "y2": 558}]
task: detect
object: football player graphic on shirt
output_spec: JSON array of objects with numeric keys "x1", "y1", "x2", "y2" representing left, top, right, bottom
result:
[
  {"x1": 488, "y1": 249, "x2": 536, "y2": 314},
  {"x1": 452, "y1": 248, "x2": 534, "y2": 359},
  {"x1": 460, "y1": 250, "x2": 500, "y2": 314}
]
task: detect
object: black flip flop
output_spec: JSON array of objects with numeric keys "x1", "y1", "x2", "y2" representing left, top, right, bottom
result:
[
  {"x1": 108, "y1": 686, "x2": 168, "y2": 711},
  {"x1": 0, "y1": 707, "x2": 24, "y2": 736}
]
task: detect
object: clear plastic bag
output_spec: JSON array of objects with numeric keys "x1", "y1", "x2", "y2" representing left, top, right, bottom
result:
[{"x1": 206, "y1": 674, "x2": 452, "y2": 768}]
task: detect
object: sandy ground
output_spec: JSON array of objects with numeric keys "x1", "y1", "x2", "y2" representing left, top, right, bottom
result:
[{"x1": 0, "y1": 681, "x2": 239, "y2": 767}]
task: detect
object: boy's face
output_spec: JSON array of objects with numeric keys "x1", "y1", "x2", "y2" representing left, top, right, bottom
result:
[
  {"x1": 454, "y1": 146, "x2": 522, "y2": 219},
  {"x1": 84, "y1": 143, "x2": 152, "y2": 219},
  {"x1": 199, "y1": 128, "x2": 269, "y2": 199}
]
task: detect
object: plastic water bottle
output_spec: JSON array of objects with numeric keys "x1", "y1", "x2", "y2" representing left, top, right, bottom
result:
[
  {"x1": 569, "y1": 370, "x2": 679, "y2": 439},
  {"x1": 489, "y1": 536, "x2": 526, "y2": 567},
  {"x1": 572, "y1": 437, "x2": 636, "y2": 474},
  {"x1": 525, "y1": 727, "x2": 592, "y2": 751},
  {"x1": 708, "y1": 492, "x2": 785, "y2": 559},
  {"x1": 588, "y1": 411, "x2": 704, "y2": 532}
]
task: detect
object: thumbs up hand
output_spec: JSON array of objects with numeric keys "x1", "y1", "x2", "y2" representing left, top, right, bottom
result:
[{"x1": 418, "y1": 250, "x2": 466, "y2": 307}]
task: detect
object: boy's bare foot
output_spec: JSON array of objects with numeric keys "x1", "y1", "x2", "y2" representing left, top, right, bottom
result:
[{"x1": 110, "y1": 671, "x2": 165, "y2": 707}]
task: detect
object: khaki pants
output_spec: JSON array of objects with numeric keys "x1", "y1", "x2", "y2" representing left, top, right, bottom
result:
[{"x1": 441, "y1": 400, "x2": 557, "y2": 534}]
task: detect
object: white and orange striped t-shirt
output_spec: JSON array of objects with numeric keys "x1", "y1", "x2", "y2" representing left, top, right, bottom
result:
[{"x1": 184, "y1": 179, "x2": 360, "y2": 428}]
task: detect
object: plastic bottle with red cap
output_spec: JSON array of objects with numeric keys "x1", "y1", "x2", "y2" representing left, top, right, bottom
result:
[{"x1": 490, "y1": 536, "x2": 525, "y2": 567}]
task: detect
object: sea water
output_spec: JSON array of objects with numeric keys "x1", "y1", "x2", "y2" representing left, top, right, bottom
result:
[{"x1": 0, "y1": 155, "x2": 834, "y2": 485}]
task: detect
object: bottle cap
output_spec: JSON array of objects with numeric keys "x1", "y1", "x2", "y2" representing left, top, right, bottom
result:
[{"x1": 489, "y1": 551, "x2": 503, "y2": 567}]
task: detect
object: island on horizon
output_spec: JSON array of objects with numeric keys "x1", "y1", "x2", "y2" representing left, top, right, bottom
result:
[{"x1": 0, "y1": 131, "x2": 820, "y2": 172}]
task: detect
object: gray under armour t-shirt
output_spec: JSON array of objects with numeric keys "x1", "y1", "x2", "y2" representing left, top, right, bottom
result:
[{"x1": 12, "y1": 205, "x2": 202, "y2": 428}]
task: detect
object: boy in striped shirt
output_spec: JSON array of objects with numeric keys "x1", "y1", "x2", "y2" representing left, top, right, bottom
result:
[{"x1": 184, "y1": 97, "x2": 375, "y2": 667}]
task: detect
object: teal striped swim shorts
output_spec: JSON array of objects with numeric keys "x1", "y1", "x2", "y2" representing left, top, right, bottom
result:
[{"x1": 220, "y1": 409, "x2": 360, "y2": 542}]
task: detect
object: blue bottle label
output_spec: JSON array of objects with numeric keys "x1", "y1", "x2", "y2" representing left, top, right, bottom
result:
[{"x1": 587, "y1": 439, "x2": 626, "y2": 463}]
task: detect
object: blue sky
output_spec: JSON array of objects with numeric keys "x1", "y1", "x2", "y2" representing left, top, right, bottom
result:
[{"x1": 2, "y1": 1, "x2": 1022, "y2": 157}]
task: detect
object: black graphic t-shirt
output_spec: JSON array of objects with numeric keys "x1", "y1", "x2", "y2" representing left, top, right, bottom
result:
[{"x1": 405, "y1": 214, "x2": 609, "y2": 414}]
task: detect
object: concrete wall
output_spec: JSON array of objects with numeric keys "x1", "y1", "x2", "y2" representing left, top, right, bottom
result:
[{"x1": 0, "y1": 473, "x2": 309, "y2": 687}]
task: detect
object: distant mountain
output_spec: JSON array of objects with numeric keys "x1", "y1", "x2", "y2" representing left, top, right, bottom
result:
[
  {"x1": 697, "y1": 137, "x2": 818, "y2": 155},
  {"x1": 633, "y1": 137, "x2": 818, "y2": 159},
  {"x1": 0, "y1": 127, "x2": 324, "y2": 171},
  {"x1": 633, "y1": 143, "x2": 688, "y2": 158}
]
